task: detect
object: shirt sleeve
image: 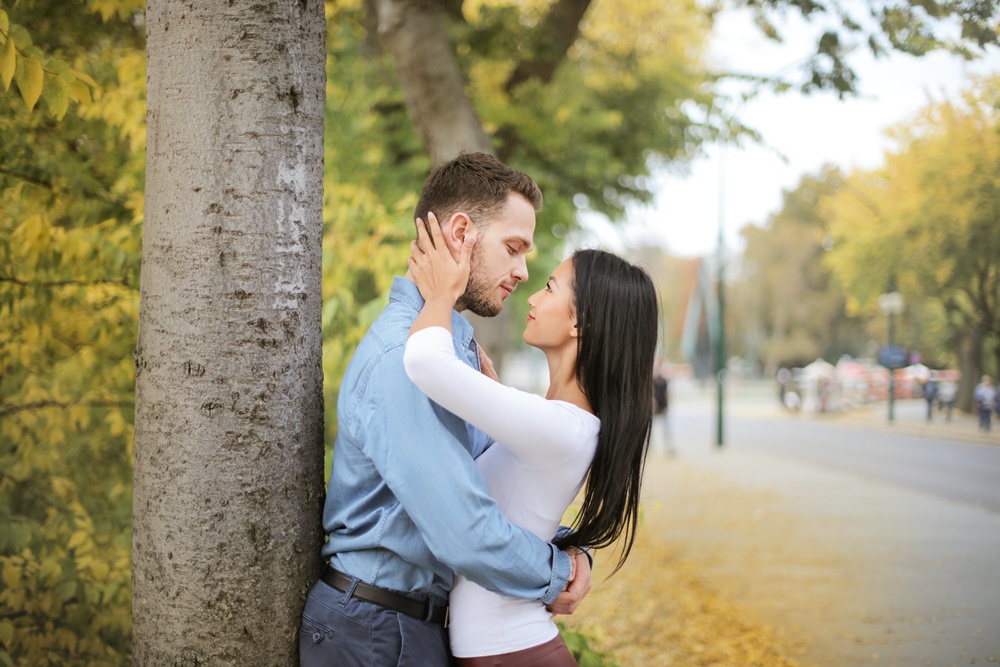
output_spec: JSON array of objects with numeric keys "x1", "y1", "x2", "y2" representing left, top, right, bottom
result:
[
  {"x1": 351, "y1": 343, "x2": 572, "y2": 603},
  {"x1": 404, "y1": 326, "x2": 594, "y2": 469}
]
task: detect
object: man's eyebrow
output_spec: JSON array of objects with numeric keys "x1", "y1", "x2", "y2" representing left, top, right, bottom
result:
[{"x1": 508, "y1": 235, "x2": 534, "y2": 253}]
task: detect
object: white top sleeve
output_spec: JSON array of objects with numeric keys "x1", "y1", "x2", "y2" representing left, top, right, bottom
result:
[{"x1": 404, "y1": 326, "x2": 593, "y2": 469}]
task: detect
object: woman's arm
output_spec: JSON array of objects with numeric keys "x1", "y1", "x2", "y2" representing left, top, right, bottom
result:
[{"x1": 405, "y1": 327, "x2": 591, "y2": 468}]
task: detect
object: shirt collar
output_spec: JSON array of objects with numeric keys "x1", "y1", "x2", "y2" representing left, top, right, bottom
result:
[{"x1": 389, "y1": 276, "x2": 476, "y2": 348}]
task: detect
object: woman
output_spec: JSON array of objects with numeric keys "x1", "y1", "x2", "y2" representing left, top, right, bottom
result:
[{"x1": 403, "y1": 218, "x2": 658, "y2": 666}]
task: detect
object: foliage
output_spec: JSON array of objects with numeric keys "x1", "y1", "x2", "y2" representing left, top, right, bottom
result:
[
  {"x1": 0, "y1": 0, "x2": 134, "y2": 116},
  {"x1": 730, "y1": 167, "x2": 870, "y2": 373},
  {"x1": 465, "y1": 0, "x2": 716, "y2": 220},
  {"x1": 0, "y1": 1, "x2": 143, "y2": 664},
  {"x1": 559, "y1": 623, "x2": 619, "y2": 667},
  {"x1": 823, "y1": 74, "x2": 1000, "y2": 389},
  {"x1": 711, "y1": 0, "x2": 999, "y2": 98},
  {"x1": 321, "y1": 7, "x2": 427, "y2": 445}
]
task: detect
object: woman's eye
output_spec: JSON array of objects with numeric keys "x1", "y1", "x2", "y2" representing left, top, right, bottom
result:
[{"x1": 507, "y1": 245, "x2": 516, "y2": 255}]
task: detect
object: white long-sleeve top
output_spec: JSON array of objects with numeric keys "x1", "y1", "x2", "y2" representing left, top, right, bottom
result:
[{"x1": 403, "y1": 326, "x2": 600, "y2": 657}]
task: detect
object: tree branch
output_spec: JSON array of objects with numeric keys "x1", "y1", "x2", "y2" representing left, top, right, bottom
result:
[
  {"x1": 504, "y1": 0, "x2": 592, "y2": 95},
  {"x1": 0, "y1": 166, "x2": 52, "y2": 189},
  {"x1": 0, "y1": 275, "x2": 135, "y2": 290},
  {"x1": 0, "y1": 400, "x2": 134, "y2": 417},
  {"x1": 374, "y1": 0, "x2": 492, "y2": 165},
  {"x1": 496, "y1": 0, "x2": 592, "y2": 162}
]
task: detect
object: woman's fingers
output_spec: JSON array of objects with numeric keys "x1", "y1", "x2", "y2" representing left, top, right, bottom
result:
[
  {"x1": 415, "y1": 217, "x2": 432, "y2": 251},
  {"x1": 426, "y1": 212, "x2": 446, "y2": 250}
]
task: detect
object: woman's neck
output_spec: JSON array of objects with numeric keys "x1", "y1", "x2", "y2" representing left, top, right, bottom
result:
[{"x1": 544, "y1": 347, "x2": 593, "y2": 415}]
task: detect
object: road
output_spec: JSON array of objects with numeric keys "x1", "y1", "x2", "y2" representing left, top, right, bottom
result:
[
  {"x1": 651, "y1": 382, "x2": 1000, "y2": 666},
  {"x1": 690, "y1": 388, "x2": 1000, "y2": 513}
]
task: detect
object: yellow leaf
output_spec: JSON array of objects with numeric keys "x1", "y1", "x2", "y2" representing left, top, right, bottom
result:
[
  {"x1": 16, "y1": 55, "x2": 43, "y2": 111},
  {"x1": 67, "y1": 530, "x2": 88, "y2": 551},
  {"x1": 0, "y1": 10, "x2": 8, "y2": 37},
  {"x1": 1, "y1": 562, "x2": 20, "y2": 589},
  {"x1": 43, "y1": 74, "x2": 69, "y2": 119},
  {"x1": 69, "y1": 68, "x2": 97, "y2": 88},
  {"x1": 0, "y1": 39, "x2": 14, "y2": 91},
  {"x1": 68, "y1": 78, "x2": 91, "y2": 104}
]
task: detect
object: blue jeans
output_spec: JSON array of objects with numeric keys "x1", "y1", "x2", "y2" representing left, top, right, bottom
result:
[{"x1": 299, "y1": 577, "x2": 454, "y2": 667}]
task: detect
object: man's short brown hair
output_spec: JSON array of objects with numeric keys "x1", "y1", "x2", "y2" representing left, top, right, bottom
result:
[{"x1": 414, "y1": 152, "x2": 542, "y2": 228}]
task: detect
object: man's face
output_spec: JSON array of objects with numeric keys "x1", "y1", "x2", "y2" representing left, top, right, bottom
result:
[{"x1": 458, "y1": 194, "x2": 536, "y2": 317}]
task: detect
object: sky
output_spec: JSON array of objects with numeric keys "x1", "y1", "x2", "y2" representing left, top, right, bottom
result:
[{"x1": 578, "y1": 7, "x2": 1000, "y2": 258}]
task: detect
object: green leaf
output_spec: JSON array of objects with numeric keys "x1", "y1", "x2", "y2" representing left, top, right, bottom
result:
[
  {"x1": 23, "y1": 45, "x2": 44, "y2": 62},
  {"x1": 16, "y1": 55, "x2": 43, "y2": 111},
  {"x1": 0, "y1": 652, "x2": 13, "y2": 667},
  {"x1": 7, "y1": 24, "x2": 31, "y2": 49},
  {"x1": 48, "y1": 58, "x2": 70, "y2": 75},
  {"x1": 43, "y1": 74, "x2": 69, "y2": 119},
  {"x1": 56, "y1": 579, "x2": 78, "y2": 602},
  {"x1": 0, "y1": 39, "x2": 14, "y2": 91},
  {"x1": 0, "y1": 620, "x2": 12, "y2": 645}
]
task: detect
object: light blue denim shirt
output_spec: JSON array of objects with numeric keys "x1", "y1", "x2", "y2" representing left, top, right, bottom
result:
[{"x1": 322, "y1": 277, "x2": 572, "y2": 604}]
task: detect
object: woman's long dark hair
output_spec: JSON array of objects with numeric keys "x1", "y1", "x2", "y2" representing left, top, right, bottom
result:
[{"x1": 553, "y1": 249, "x2": 659, "y2": 575}]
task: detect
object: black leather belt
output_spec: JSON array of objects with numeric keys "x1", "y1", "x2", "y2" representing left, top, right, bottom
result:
[{"x1": 320, "y1": 566, "x2": 448, "y2": 625}]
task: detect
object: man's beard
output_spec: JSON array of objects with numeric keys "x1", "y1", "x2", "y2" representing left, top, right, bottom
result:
[{"x1": 457, "y1": 241, "x2": 503, "y2": 318}]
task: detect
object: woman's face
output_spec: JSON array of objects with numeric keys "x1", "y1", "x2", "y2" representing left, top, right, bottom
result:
[{"x1": 523, "y1": 258, "x2": 577, "y2": 351}]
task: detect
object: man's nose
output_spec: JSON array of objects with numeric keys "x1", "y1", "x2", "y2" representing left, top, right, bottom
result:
[{"x1": 512, "y1": 256, "x2": 528, "y2": 283}]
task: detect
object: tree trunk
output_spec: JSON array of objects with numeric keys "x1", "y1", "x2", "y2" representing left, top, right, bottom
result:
[
  {"x1": 374, "y1": 0, "x2": 492, "y2": 165},
  {"x1": 956, "y1": 327, "x2": 985, "y2": 413},
  {"x1": 134, "y1": 2, "x2": 326, "y2": 664}
]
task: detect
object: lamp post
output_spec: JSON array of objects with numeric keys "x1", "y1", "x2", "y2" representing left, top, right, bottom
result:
[
  {"x1": 878, "y1": 286, "x2": 905, "y2": 423},
  {"x1": 714, "y1": 126, "x2": 728, "y2": 448}
]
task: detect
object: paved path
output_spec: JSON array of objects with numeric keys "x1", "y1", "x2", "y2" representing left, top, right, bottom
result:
[{"x1": 563, "y1": 385, "x2": 1000, "y2": 667}]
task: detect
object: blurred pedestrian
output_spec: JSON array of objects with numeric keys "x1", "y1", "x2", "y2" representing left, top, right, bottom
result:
[
  {"x1": 937, "y1": 379, "x2": 957, "y2": 422},
  {"x1": 974, "y1": 375, "x2": 996, "y2": 434},
  {"x1": 652, "y1": 361, "x2": 674, "y2": 456},
  {"x1": 923, "y1": 378, "x2": 937, "y2": 422},
  {"x1": 777, "y1": 367, "x2": 791, "y2": 404}
]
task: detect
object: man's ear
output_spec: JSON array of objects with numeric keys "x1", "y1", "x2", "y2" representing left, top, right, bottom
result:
[{"x1": 449, "y1": 212, "x2": 477, "y2": 251}]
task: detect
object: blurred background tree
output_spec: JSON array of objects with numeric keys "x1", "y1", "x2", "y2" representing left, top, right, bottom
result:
[
  {"x1": 822, "y1": 74, "x2": 1000, "y2": 411},
  {"x1": 729, "y1": 166, "x2": 871, "y2": 376}
]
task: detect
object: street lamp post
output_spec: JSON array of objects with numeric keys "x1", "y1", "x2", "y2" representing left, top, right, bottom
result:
[
  {"x1": 715, "y1": 128, "x2": 728, "y2": 448},
  {"x1": 878, "y1": 287, "x2": 905, "y2": 423}
]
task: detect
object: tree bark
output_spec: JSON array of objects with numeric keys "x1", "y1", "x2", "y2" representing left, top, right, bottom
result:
[
  {"x1": 134, "y1": 1, "x2": 326, "y2": 664},
  {"x1": 374, "y1": 0, "x2": 491, "y2": 166},
  {"x1": 956, "y1": 327, "x2": 985, "y2": 413}
]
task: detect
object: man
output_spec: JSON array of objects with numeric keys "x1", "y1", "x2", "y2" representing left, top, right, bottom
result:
[{"x1": 300, "y1": 153, "x2": 592, "y2": 666}]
